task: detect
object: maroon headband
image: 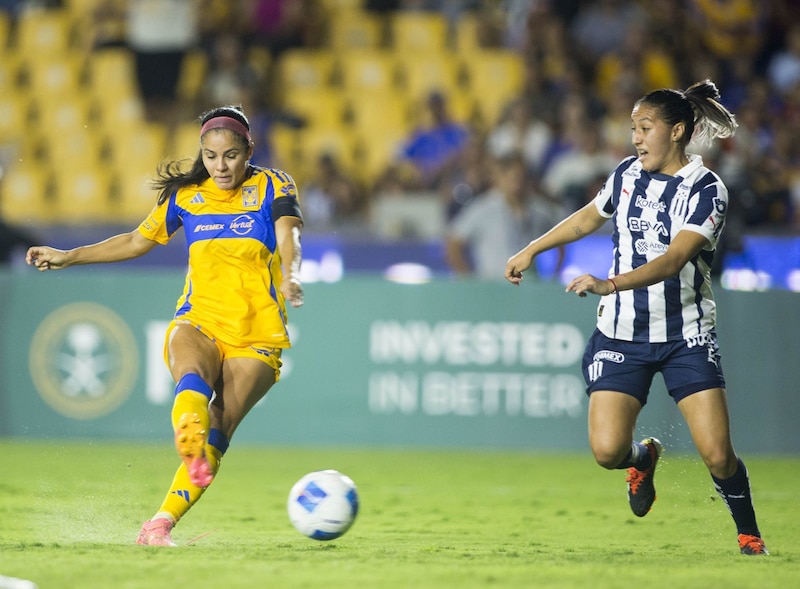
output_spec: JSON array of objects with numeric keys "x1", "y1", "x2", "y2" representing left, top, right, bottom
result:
[{"x1": 200, "y1": 116, "x2": 252, "y2": 142}]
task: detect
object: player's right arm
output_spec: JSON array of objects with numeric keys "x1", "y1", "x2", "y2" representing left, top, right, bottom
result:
[
  {"x1": 505, "y1": 202, "x2": 607, "y2": 285},
  {"x1": 26, "y1": 230, "x2": 158, "y2": 271}
]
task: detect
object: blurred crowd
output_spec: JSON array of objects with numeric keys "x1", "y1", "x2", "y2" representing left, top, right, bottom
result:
[{"x1": 2, "y1": 0, "x2": 800, "y2": 271}]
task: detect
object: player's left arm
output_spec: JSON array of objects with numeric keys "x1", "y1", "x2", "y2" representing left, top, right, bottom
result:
[
  {"x1": 275, "y1": 215, "x2": 304, "y2": 308},
  {"x1": 566, "y1": 230, "x2": 710, "y2": 297}
]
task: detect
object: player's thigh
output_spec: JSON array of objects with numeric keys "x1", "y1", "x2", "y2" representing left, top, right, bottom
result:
[
  {"x1": 210, "y1": 356, "x2": 277, "y2": 438},
  {"x1": 588, "y1": 390, "x2": 643, "y2": 466},
  {"x1": 166, "y1": 323, "x2": 222, "y2": 384},
  {"x1": 677, "y1": 388, "x2": 737, "y2": 477}
]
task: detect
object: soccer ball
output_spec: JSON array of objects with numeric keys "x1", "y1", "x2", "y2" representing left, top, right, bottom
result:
[{"x1": 287, "y1": 470, "x2": 359, "y2": 541}]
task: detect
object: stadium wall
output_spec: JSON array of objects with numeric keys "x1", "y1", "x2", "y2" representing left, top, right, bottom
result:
[{"x1": 0, "y1": 270, "x2": 797, "y2": 454}]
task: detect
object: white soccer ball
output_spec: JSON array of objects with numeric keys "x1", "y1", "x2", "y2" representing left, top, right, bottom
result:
[{"x1": 287, "y1": 469, "x2": 359, "y2": 541}]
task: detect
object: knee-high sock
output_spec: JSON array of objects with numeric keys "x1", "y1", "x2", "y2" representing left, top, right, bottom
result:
[
  {"x1": 712, "y1": 458, "x2": 761, "y2": 537},
  {"x1": 171, "y1": 373, "x2": 213, "y2": 433},
  {"x1": 154, "y1": 428, "x2": 230, "y2": 523}
]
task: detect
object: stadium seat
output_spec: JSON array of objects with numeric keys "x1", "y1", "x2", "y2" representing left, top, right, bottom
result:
[
  {"x1": 0, "y1": 93, "x2": 31, "y2": 142},
  {"x1": 116, "y1": 166, "x2": 160, "y2": 224},
  {"x1": 86, "y1": 48, "x2": 139, "y2": 101},
  {"x1": 327, "y1": 10, "x2": 383, "y2": 50},
  {"x1": 277, "y1": 49, "x2": 337, "y2": 91},
  {"x1": 389, "y1": 11, "x2": 449, "y2": 52},
  {"x1": 40, "y1": 127, "x2": 105, "y2": 168},
  {"x1": 176, "y1": 49, "x2": 209, "y2": 104},
  {"x1": 345, "y1": 90, "x2": 410, "y2": 136},
  {"x1": 0, "y1": 161, "x2": 53, "y2": 224},
  {"x1": 24, "y1": 54, "x2": 83, "y2": 96},
  {"x1": 294, "y1": 125, "x2": 359, "y2": 179},
  {"x1": 353, "y1": 126, "x2": 407, "y2": 186},
  {"x1": 52, "y1": 165, "x2": 115, "y2": 224},
  {"x1": 15, "y1": 8, "x2": 73, "y2": 56},
  {"x1": 33, "y1": 95, "x2": 94, "y2": 136},
  {"x1": 169, "y1": 121, "x2": 202, "y2": 161},
  {"x1": 395, "y1": 52, "x2": 462, "y2": 102},
  {"x1": 462, "y1": 49, "x2": 525, "y2": 125},
  {"x1": 0, "y1": 9, "x2": 10, "y2": 49},
  {"x1": 106, "y1": 122, "x2": 168, "y2": 174},
  {"x1": 282, "y1": 87, "x2": 348, "y2": 129},
  {"x1": 93, "y1": 92, "x2": 147, "y2": 131},
  {"x1": 337, "y1": 50, "x2": 398, "y2": 94}
]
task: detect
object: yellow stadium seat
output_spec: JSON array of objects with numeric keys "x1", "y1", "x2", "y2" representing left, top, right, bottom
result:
[
  {"x1": 116, "y1": 166, "x2": 160, "y2": 224},
  {"x1": 0, "y1": 161, "x2": 53, "y2": 224},
  {"x1": 396, "y1": 52, "x2": 462, "y2": 101},
  {"x1": 353, "y1": 126, "x2": 407, "y2": 186},
  {"x1": 462, "y1": 50, "x2": 525, "y2": 125},
  {"x1": 107, "y1": 122, "x2": 168, "y2": 172},
  {"x1": 0, "y1": 51, "x2": 22, "y2": 89},
  {"x1": 33, "y1": 95, "x2": 94, "y2": 135},
  {"x1": 52, "y1": 165, "x2": 114, "y2": 224},
  {"x1": 93, "y1": 92, "x2": 147, "y2": 130},
  {"x1": 169, "y1": 121, "x2": 202, "y2": 161},
  {"x1": 338, "y1": 50, "x2": 398, "y2": 94},
  {"x1": 0, "y1": 94, "x2": 31, "y2": 141},
  {"x1": 86, "y1": 48, "x2": 139, "y2": 100},
  {"x1": 390, "y1": 11, "x2": 449, "y2": 52},
  {"x1": 24, "y1": 54, "x2": 84, "y2": 95},
  {"x1": 15, "y1": 8, "x2": 73, "y2": 56},
  {"x1": 277, "y1": 49, "x2": 337, "y2": 90},
  {"x1": 282, "y1": 87, "x2": 348, "y2": 129},
  {"x1": 318, "y1": 0, "x2": 364, "y2": 12},
  {"x1": 327, "y1": 11, "x2": 383, "y2": 50},
  {"x1": 0, "y1": 9, "x2": 10, "y2": 49},
  {"x1": 295, "y1": 125, "x2": 358, "y2": 178},
  {"x1": 41, "y1": 127, "x2": 105, "y2": 167},
  {"x1": 176, "y1": 49, "x2": 209, "y2": 104},
  {"x1": 269, "y1": 126, "x2": 301, "y2": 173},
  {"x1": 345, "y1": 90, "x2": 410, "y2": 135}
]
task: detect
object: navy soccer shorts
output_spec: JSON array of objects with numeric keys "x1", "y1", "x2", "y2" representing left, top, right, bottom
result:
[{"x1": 582, "y1": 329, "x2": 726, "y2": 405}]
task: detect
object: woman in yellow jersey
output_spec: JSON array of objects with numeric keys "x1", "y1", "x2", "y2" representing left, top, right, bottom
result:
[{"x1": 26, "y1": 105, "x2": 304, "y2": 547}]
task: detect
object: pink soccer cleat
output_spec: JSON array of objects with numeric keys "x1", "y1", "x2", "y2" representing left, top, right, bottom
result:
[{"x1": 137, "y1": 518, "x2": 177, "y2": 547}]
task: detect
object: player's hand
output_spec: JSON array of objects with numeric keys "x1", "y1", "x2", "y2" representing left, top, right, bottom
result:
[
  {"x1": 281, "y1": 277, "x2": 304, "y2": 307},
  {"x1": 504, "y1": 250, "x2": 535, "y2": 285},
  {"x1": 565, "y1": 274, "x2": 615, "y2": 297},
  {"x1": 26, "y1": 246, "x2": 69, "y2": 271}
]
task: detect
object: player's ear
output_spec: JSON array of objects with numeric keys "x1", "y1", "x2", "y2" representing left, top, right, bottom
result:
[{"x1": 671, "y1": 122, "x2": 685, "y2": 143}]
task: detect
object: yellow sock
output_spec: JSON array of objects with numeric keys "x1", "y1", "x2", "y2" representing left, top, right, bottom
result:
[
  {"x1": 155, "y1": 440, "x2": 225, "y2": 523},
  {"x1": 171, "y1": 374, "x2": 213, "y2": 433}
]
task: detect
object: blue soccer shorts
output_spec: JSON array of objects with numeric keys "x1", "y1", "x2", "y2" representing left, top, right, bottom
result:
[{"x1": 582, "y1": 329, "x2": 726, "y2": 405}]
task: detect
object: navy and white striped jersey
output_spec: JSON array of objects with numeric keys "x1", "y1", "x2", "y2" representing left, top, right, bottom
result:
[{"x1": 592, "y1": 154, "x2": 727, "y2": 343}]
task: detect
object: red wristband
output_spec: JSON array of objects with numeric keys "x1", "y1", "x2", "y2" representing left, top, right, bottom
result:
[{"x1": 609, "y1": 277, "x2": 618, "y2": 293}]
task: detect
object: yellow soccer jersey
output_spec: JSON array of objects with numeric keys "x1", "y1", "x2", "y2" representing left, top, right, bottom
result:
[{"x1": 138, "y1": 166, "x2": 300, "y2": 348}]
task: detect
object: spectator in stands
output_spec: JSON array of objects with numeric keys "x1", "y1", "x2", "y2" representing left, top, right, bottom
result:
[
  {"x1": 767, "y1": 22, "x2": 800, "y2": 96},
  {"x1": 398, "y1": 91, "x2": 471, "y2": 190},
  {"x1": 445, "y1": 152, "x2": 563, "y2": 281},
  {"x1": 26, "y1": 105, "x2": 305, "y2": 547},
  {"x1": 301, "y1": 152, "x2": 365, "y2": 230},
  {"x1": 542, "y1": 122, "x2": 618, "y2": 213},
  {"x1": 125, "y1": 0, "x2": 199, "y2": 123},
  {"x1": 486, "y1": 97, "x2": 552, "y2": 178}
]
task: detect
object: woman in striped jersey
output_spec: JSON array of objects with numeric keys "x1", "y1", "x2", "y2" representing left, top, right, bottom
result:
[{"x1": 505, "y1": 80, "x2": 767, "y2": 555}]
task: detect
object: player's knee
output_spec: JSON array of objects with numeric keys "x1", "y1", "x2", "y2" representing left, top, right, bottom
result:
[
  {"x1": 701, "y1": 449, "x2": 738, "y2": 478},
  {"x1": 591, "y1": 444, "x2": 627, "y2": 470}
]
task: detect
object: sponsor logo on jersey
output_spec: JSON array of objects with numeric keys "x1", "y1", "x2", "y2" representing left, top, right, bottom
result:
[
  {"x1": 29, "y1": 303, "x2": 138, "y2": 419},
  {"x1": 280, "y1": 183, "x2": 297, "y2": 197},
  {"x1": 635, "y1": 239, "x2": 669, "y2": 255},
  {"x1": 189, "y1": 193, "x2": 205, "y2": 204},
  {"x1": 194, "y1": 223, "x2": 225, "y2": 232},
  {"x1": 230, "y1": 214, "x2": 255, "y2": 235},
  {"x1": 635, "y1": 194, "x2": 666, "y2": 212}
]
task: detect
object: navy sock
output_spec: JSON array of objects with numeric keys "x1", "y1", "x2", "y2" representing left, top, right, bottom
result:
[
  {"x1": 712, "y1": 458, "x2": 760, "y2": 537},
  {"x1": 615, "y1": 441, "x2": 651, "y2": 470}
]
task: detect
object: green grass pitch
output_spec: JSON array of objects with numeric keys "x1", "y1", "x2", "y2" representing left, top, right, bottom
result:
[{"x1": 0, "y1": 440, "x2": 796, "y2": 588}]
